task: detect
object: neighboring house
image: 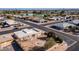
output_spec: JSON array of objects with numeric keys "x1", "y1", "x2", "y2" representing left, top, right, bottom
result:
[
  {"x1": 65, "y1": 15, "x2": 71, "y2": 19},
  {"x1": 51, "y1": 22, "x2": 75, "y2": 30},
  {"x1": 48, "y1": 16, "x2": 64, "y2": 21},
  {"x1": 14, "y1": 28, "x2": 44, "y2": 40},
  {"x1": 71, "y1": 20, "x2": 79, "y2": 25},
  {"x1": 13, "y1": 15, "x2": 22, "y2": 18},
  {"x1": 2, "y1": 19, "x2": 18, "y2": 26},
  {"x1": 39, "y1": 19, "x2": 47, "y2": 23},
  {"x1": 31, "y1": 17, "x2": 47, "y2": 23}
]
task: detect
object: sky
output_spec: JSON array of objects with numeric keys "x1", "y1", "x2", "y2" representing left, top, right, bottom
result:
[{"x1": 0, "y1": 0, "x2": 79, "y2": 8}]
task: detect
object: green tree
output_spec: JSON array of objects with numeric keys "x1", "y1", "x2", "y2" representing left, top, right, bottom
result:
[
  {"x1": 54, "y1": 37, "x2": 63, "y2": 43},
  {"x1": 68, "y1": 26, "x2": 76, "y2": 33},
  {"x1": 60, "y1": 10, "x2": 65, "y2": 16},
  {"x1": 47, "y1": 31, "x2": 55, "y2": 38}
]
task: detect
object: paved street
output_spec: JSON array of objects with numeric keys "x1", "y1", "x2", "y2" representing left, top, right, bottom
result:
[{"x1": 0, "y1": 26, "x2": 32, "y2": 35}]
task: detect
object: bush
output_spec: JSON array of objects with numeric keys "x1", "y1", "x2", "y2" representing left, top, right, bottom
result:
[
  {"x1": 54, "y1": 37, "x2": 63, "y2": 43},
  {"x1": 44, "y1": 37, "x2": 56, "y2": 49},
  {"x1": 7, "y1": 16, "x2": 13, "y2": 19},
  {"x1": 0, "y1": 22, "x2": 2, "y2": 25},
  {"x1": 47, "y1": 32, "x2": 55, "y2": 38}
]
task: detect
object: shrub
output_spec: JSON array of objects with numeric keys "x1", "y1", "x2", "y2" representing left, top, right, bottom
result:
[
  {"x1": 44, "y1": 37, "x2": 56, "y2": 49},
  {"x1": 55, "y1": 37, "x2": 63, "y2": 43}
]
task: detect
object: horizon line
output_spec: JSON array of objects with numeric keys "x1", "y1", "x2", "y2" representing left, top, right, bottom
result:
[{"x1": 0, "y1": 8, "x2": 79, "y2": 10}]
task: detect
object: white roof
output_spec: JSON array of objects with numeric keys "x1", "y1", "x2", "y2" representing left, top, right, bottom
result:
[
  {"x1": 4, "y1": 20, "x2": 17, "y2": 25},
  {"x1": 14, "y1": 28, "x2": 38, "y2": 38},
  {"x1": 14, "y1": 31, "x2": 27, "y2": 38},
  {"x1": 22, "y1": 28, "x2": 38, "y2": 35},
  {"x1": 72, "y1": 20, "x2": 79, "y2": 24},
  {"x1": 53, "y1": 22, "x2": 75, "y2": 28}
]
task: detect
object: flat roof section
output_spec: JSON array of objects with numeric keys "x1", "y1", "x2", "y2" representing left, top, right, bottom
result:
[
  {"x1": 72, "y1": 20, "x2": 79, "y2": 24},
  {"x1": 52, "y1": 22, "x2": 75, "y2": 29},
  {"x1": 14, "y1": 28, "x2": 40, "y2": 39},
  {"x1": 14, "y1": 31, "x2": 27, "y2": 39}
]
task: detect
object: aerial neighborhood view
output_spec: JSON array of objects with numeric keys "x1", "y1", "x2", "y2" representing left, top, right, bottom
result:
[{"x1": 0, "y1": 8, "x2": 79, "y2": 51}]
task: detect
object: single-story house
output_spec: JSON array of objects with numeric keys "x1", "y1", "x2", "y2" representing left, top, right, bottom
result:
[
  {"x1": 2, "y1": 19, "x2": 18, "y2": 26},
  {"x1": 48, "y1": 16, "x2": 64, "y2": 21},
  {"x1": 51, "y1": 22, "x2": 75, "y2": 30},
  {"x1": 71, "y1": 20, "x2": 79, "y2": 25},
  {"x1": 31, "y1": 17, "x2": 47, "y2": 23},
  {"x1": 14, "y1": 28, "x2": 43, "y2": 40},
  {"x1": 13, "y1": 15, "x2": 23, "y2": 18}
]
